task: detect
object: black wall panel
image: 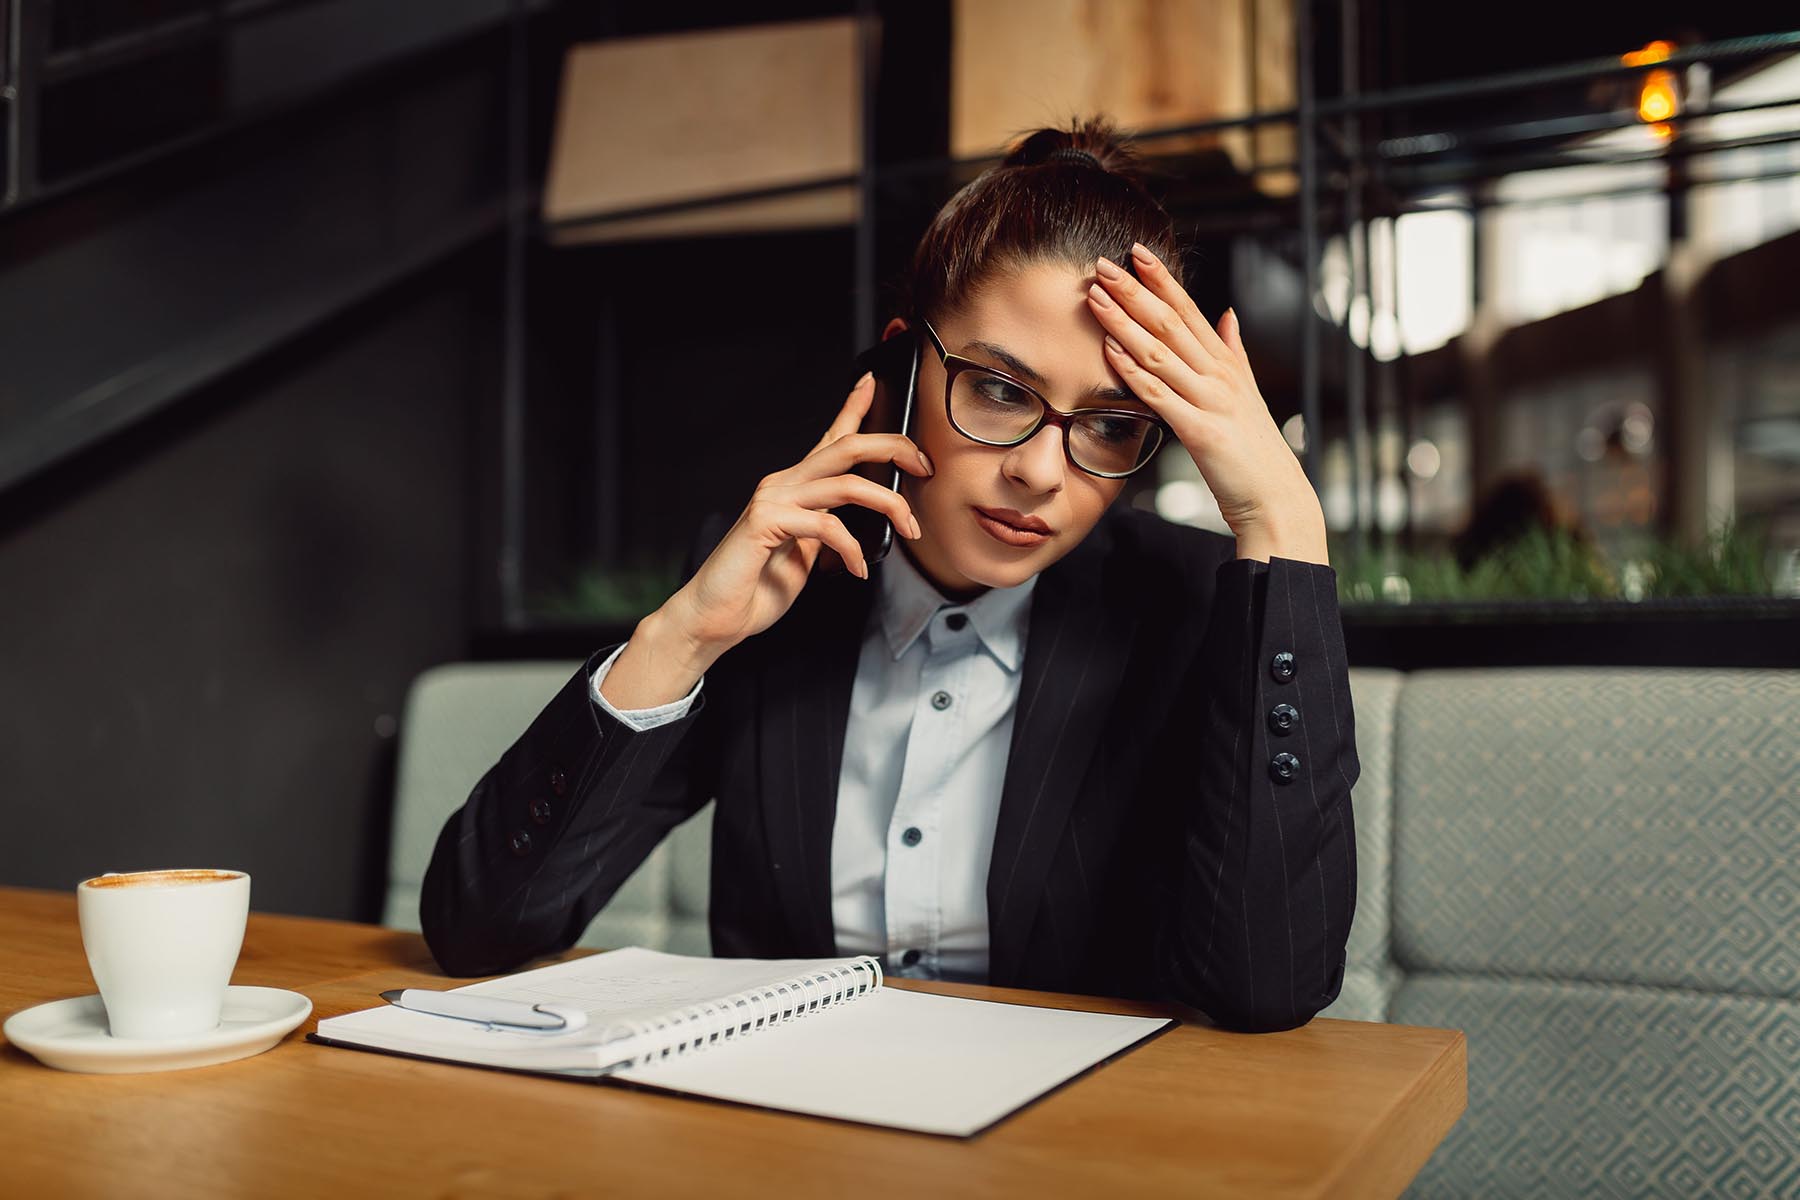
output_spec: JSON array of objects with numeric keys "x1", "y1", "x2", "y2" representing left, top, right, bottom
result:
[{"x1": 0, "y1": 260, "x2": 495, "y2": 919}]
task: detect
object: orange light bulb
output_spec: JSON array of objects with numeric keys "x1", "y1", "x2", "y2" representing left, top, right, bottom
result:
[{"x1": 1621, "y1": 42, "x2": 1680, "y2": 139}]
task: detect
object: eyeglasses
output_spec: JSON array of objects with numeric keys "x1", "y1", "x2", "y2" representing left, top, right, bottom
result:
[{"x1": 918, "y1": 318, "x2": 1168, "y2": 479}]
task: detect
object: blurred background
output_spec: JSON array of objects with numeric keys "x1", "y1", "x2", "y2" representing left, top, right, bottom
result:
[{"x1": 1, "y1": 1, "x2": 1795, "y2": 920}]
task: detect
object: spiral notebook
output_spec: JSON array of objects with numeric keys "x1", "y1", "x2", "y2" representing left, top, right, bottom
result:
[{"x1": 310, "y1": 947, "x2": 1173, "y2": 1137}]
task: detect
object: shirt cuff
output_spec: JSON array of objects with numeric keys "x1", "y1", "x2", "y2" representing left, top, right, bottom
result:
[{"x1": 588, "y1": 641, "x2": 704, "y2": 731}]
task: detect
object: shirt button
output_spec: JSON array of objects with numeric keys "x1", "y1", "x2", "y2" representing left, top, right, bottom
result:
[
  {"x1": 1268, "y1": 703, "x2": 1300, "y2": 735},
  {"x1": 931, "y1": 690, "x2": 953, "y2": 711},
  {"x1": 901, "y1": 826, "x2": 923, "y2": 847},
  {"x1": 1269, "y1": 752, "x2": 1302, "y2": 784},
  {"x1": 900, "y1": 949, "x2": 922, "y2": 967},
  {"x1": 1270, "y1": 651, "x2": 1297, "y2": 683},
  {"x1": 945, "y1": 613, "x2": 968, "y2": 631},
  {"x1": 508, "y1": 829, "x2": 534, "y2": 857}
]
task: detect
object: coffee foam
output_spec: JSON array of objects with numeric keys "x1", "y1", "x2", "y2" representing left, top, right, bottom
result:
[{"x1": 81, "y1": 869, "x2": 245, "y2": 890}]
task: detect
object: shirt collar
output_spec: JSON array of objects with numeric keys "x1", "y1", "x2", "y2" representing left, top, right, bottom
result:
[{"x1": 876, "y1": 543, "x2": 1037, "y2": 673}]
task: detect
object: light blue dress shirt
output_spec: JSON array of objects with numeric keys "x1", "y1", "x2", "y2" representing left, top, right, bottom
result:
[{"x1": 589, "y1": 547, "x2": 1037, "y2": 983}]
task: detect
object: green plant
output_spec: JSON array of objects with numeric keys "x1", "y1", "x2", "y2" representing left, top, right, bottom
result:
[
  {"x1": 1640, "y1": 514, "x2": 1774, "y2": 598},
  {"x1": 1460, "y1": 525, "x2": 1617, "y2": 601},
  {"x1": 1334, "y1": 515, "x2": 1780, "y2": 604},
  {"x1": 537, "y1": 559, "x2": 683, "y2": 623}
]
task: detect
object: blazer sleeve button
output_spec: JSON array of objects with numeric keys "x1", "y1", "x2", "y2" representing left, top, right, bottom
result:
[
  {"x1": 1270, "y1": 651, "x2": 1297, "y2": 683},
  {"x1": 548, "y1": 767, "x2": 569, "y2": 797},
  {"x1": 1269, "y1": 752, "x2": 1301, "y2": 784},
  {"x1": 1268, "y1": 703, "x2": 1300, "y2": 735},
  {"x1": 529, "y1": 798, "x2": 553, "y2": 826},
  {"x1": 508, "y1": 829, "x2": 534, "y2": 857}
]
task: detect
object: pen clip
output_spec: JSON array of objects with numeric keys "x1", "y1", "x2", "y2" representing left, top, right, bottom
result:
[
  {"x1": 379, "y1": 989, "x2": 587, "y2": 1034},
  {"x1": 527, "y1": 1004, "x2": 576, "y2": 1031}
]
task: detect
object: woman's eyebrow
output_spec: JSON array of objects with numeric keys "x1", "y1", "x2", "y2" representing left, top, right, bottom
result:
[
  {"x1": 964, "y1": 339, "x2": 1046, "y2": 385},
  {"x1": 963, "y1": 339, "x2": 1148, "y2": 408}
]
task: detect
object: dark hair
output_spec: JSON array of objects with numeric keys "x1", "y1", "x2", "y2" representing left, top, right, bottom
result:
[{"x1": 897, "y1": 116, "x2": 1182, "y2": 324}]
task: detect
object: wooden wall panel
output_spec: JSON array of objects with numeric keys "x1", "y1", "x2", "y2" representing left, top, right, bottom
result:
[
  {"x1": 544, "y1": 18, "x2": 860, "y2": 243},
  {"x1": 950, "y1": 0, "x2": 1293, "y2": 193}
]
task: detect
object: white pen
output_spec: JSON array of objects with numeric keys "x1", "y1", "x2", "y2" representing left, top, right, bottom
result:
[{"x1": 380, "y1": 988, "x2": 589, "y2": 1034}]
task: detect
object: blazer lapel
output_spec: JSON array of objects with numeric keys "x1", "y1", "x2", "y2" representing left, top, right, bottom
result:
[
  {"x1": 758, "y1": 570, "x2": 873, "y2": 957},
  {"x1": 986, "y1": 518, "x2": 1138, "y2": 985}
]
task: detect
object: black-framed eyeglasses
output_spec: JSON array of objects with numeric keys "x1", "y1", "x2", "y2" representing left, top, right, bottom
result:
[{"x1": 918, "y1": 317, "x2": 1169, "y2": 479}]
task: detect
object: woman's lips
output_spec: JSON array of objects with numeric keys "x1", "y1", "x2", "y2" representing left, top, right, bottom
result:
[{"x1": 973, "y1": 506, "x2": 1053, "y2": 548}]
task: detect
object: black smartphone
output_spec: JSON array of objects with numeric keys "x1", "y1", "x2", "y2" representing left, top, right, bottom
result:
[{"x1": 830, "y1": 329, "x2": 921, "y2": 569}]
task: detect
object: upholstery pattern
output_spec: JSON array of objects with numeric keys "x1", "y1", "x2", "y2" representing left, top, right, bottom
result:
[
  {"x1": 1392, "y1": 667, "x2": 1800, "y2": 1197},
  {"x1": 385, "y1": 662, "x2": 712, "y2": 956},
  {"x1": 1320, "y1": 667, "x2": 1403, "y2": 1023},
  {"x1": 1394, "y1": 975, "x2": 1800, "y2": 1198},
  {"x1": 1393, "y1": 669, "x2": 1800, "y2": 995}
]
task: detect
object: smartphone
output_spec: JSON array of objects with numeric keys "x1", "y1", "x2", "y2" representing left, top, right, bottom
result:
[{"x1": 830, "y1": 329, "x2": 921, "y2": 569}]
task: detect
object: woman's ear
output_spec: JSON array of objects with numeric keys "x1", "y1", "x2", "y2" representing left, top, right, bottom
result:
[{"x1": 880, "y1": 316, "x2": 909, "y2": 342}]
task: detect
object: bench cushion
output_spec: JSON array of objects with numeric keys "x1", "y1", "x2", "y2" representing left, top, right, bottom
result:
[
  {"x1": 1320, "y1": 667, "x2": 1404, "y2": 1023},
  {"x1": 385, "y1": 661, "x2": 711, "y2": 956},
  {"x1": 1394, "y1": 974, "x2": 1800, "y2": 1197},
  {"x1": 1390, "y1": 666, "x2": 1800, "y2": 1196},
  {"x1": 1393, "y1": 668, "x2": 1800, "y2": 996}
]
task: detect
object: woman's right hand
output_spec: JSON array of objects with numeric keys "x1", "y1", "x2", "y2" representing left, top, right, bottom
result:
[{"x1": 657, "y1": 371, "x2": 934, "y2": 660}]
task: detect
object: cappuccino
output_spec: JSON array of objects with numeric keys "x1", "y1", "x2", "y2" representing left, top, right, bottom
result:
[
  {"x1": 82, "y1": 869, "x2": 243, "y2": 889},
  {"x1": 77, "y1": 868, "x2": 250, "y2": 1040}
]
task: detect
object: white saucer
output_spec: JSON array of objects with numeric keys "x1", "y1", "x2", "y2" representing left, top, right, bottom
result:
[{"x1": 4, "y1": 985, "x2": 313, "y2": 1074}]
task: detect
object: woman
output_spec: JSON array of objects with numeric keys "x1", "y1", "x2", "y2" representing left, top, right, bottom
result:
[{"x1": 421, "y1": 118, "x2": 1359, "y2": 1033}]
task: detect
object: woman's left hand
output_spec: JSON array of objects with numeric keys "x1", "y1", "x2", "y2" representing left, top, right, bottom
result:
[{"x1": 1086, "y1": 242, "x2": 1329, "y2": 565}]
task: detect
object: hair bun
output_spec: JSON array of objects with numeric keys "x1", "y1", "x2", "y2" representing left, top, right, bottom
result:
[
  {"x1": 897, "y1": 113, "x2": 1179, "y2": 323},
  {"x1": 1002, "y1": 117, "x2": 1146, "y2": 188},
  {"x1": 1044, "y1": 147, "x2": 1103, "y2": 169}
]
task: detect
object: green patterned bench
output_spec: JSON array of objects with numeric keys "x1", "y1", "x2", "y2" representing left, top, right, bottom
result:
[
  {"x1": 386, "y1": 663, "x2": 1800, "y2": 1196},
  {"x1": 1322, "y1": 667, "x2": 1800, "y2": 1197}
]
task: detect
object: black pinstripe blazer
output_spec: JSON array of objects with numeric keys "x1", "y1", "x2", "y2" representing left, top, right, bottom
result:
[{"x1": 420, "y1": 505, "x2": 1360, "y2": 1032}]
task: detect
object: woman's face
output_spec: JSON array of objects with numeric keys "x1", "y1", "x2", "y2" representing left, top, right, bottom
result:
[{"x1": 886, "y1": 258, "x2": 1145, "y2": 600}]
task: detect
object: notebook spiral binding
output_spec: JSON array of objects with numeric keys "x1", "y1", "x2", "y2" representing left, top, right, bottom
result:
[{"x1": 622, "y1": 956, "x2": 885, "y2": 1067}]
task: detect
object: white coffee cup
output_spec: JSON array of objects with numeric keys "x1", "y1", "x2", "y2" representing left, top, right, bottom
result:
[{"x1": 76, "y1": 869, "x2": 251, "y2": 1040}]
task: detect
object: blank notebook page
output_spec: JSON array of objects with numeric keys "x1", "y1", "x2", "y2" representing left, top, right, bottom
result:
[{"x1": 613, "y1": 985, "x2": 1169, "y2": 1137}]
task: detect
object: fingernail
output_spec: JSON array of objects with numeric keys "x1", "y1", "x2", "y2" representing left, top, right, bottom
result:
[
  {"x1": 920, "y1": 451, "x2": 934, "y2": 474},
  {"x1": 1131, "y1": 242, "x2": 1157, "y2": 265},
  {"x1": 1087, "y1": 282, "x2": 1113, "y2": 308},
  {"x1": 857, "y1": 371, "x2": 873, "y2": 387},
  {"x1": 856, "y1": 560, "x2": 869, "y2": 579},
  {"x1": 1104, "y1": 334, "x2": 1123, "y2": 353},
  {"x1": 1225, "y1": 307, "x2": 1237, "y2": 325},
  {"x1": 1094, "y1": 256, "x2": 1124, "y2": 280},
  {"x1": 910, "y1": 515, "x2": 922, "y2": 539}
]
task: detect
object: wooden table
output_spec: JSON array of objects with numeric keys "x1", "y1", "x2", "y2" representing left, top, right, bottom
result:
[{"x1": 0, "y1": 886, "x2": 1464, "y2": 1198}]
